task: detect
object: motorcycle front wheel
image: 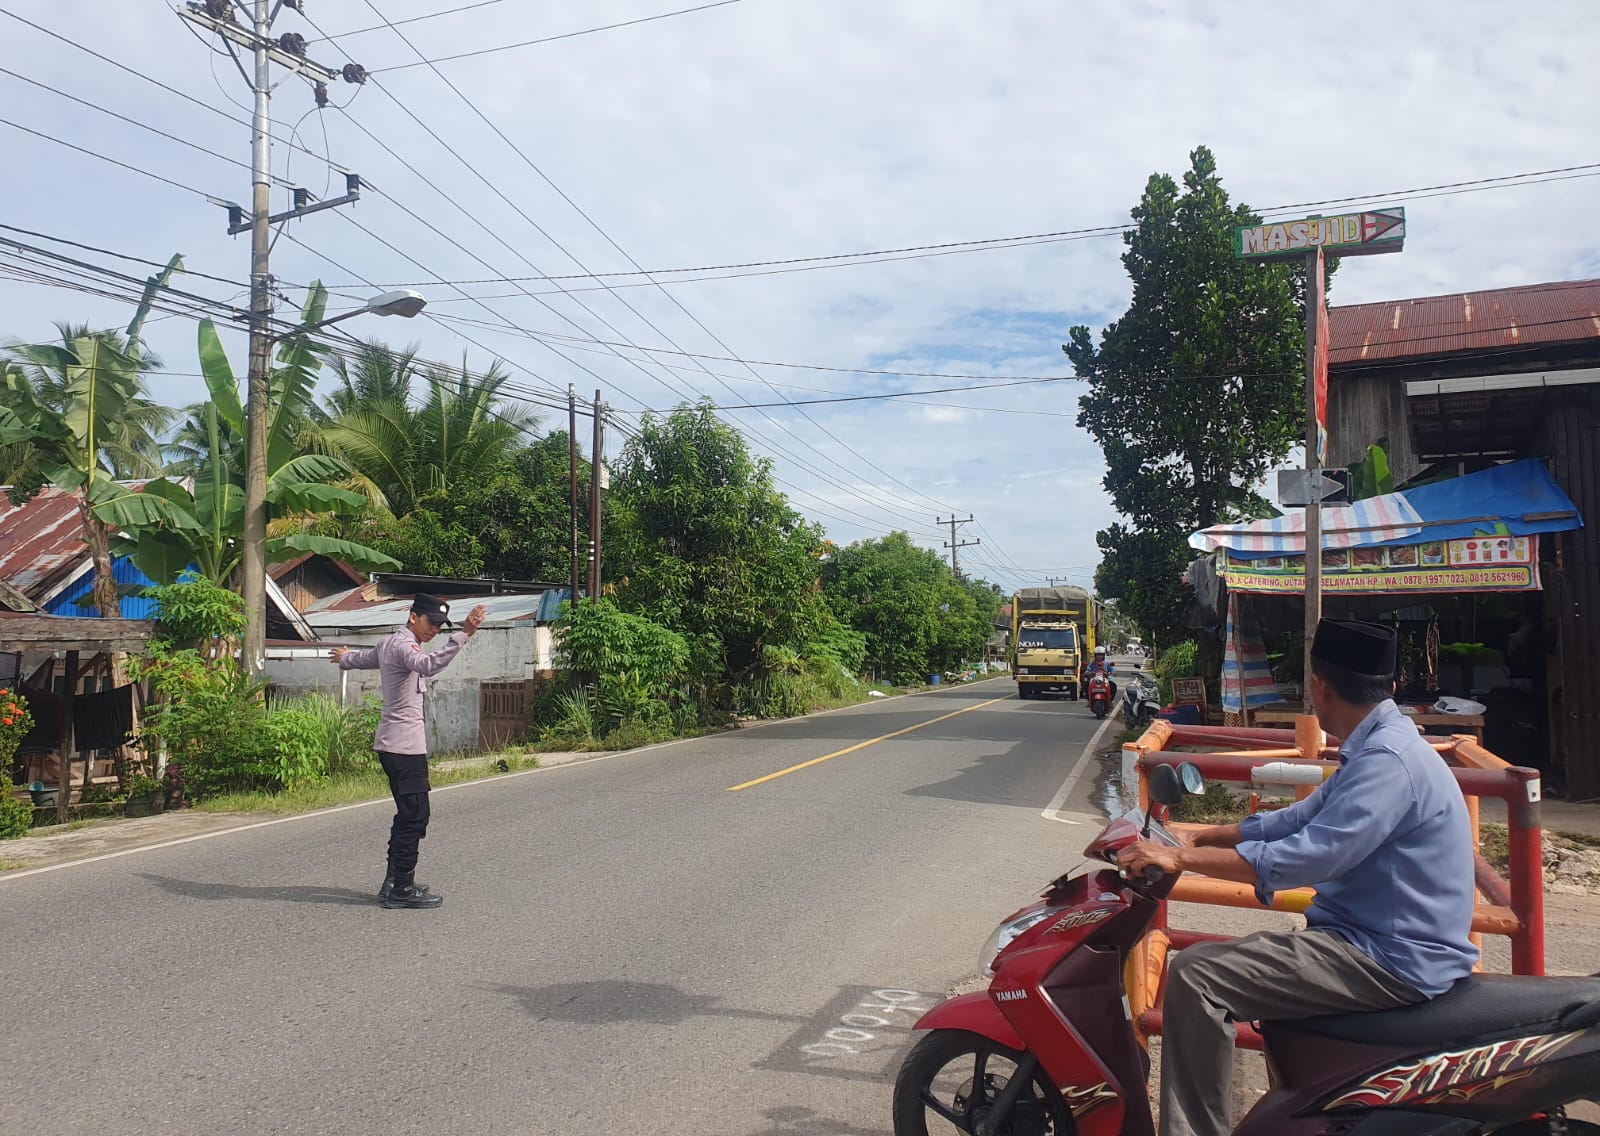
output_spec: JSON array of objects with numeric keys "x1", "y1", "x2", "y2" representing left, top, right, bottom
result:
[{"x1": 893, "y1": 1029, "x2": 1073, "y2": 1135}]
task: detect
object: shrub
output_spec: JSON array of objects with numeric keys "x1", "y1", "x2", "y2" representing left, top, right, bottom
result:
[
  {"x1": 143, "y1": 575, "x2": 247, "y2": 660},
  {"x1": 0, "y1": 686, "x2": 36, "y2": 786},
  {"x1": 271, "y1": 692, "x2": 379, "y2": 776},
  {"x1": 805, "y1": 622, "x2": 868, "y2": 678},
  {"x1": 135, "y1": 646, "x2": 267, "y2": 801},
  {"x1": 555, "y1": 600, "x2": 689, "y2": 692},
  {"x1": 539, "y1": 689, "x2": 597, "y2": 747},
  {"x1": 0, "y1": 793, "x2": 31, "y2": 840},
  {"x1": 258, "y1": 706, "x2": 330, "y2": 789},
  {"x1": 595, "y1": 671, "x2": 666, "y2": 732},
  {"x1": 601, "y1": 719, "x2": 675, "y2": 750},
  {"x1": 1154, "y1": 639, "x2": 1200, "y2": 705}
]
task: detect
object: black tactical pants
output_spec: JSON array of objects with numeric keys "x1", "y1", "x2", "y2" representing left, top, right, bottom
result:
[{"x1": 377, "y1": 752, "x2": 430, "y2": 884}]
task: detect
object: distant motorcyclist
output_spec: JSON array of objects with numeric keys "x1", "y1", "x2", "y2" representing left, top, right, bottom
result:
[{"x1": 1083, "y1": 645, "x2": 1117, "y2": 699}]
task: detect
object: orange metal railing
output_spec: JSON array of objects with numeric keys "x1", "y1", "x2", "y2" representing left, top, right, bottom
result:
[{"x1": 1121, "y1": 716, "x2": 1544, "y2": 1051}]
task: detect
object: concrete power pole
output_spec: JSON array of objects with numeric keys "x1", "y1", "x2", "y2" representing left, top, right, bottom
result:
[
  {"x1": 179, "y1": 2, "x2": 359, "y2": 675},
  {"x1": 937, "y1": 515, "x2": 978, "y2": 579},
  {"x1": 587, "y1": 391, "x2": 605, "y2": 600},
  {"x1": 240, "y1": 0, "x2": 273, "y2": 677},
  {"x1": 568, "y1": 385, "x2": 581, "y2": 605}
]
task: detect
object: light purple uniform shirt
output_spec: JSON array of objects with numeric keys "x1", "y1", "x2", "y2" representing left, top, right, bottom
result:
[{"x1": 338, "y1": 627, "x2": 468, "y2": 755}]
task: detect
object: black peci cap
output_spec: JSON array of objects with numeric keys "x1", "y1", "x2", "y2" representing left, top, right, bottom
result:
[
  {"x1": 410, "y1": 593, "x2": 452, "y2": 627},
  {"x1": 1311, "y1": 618, "x2": 1397, "y2": 677}
]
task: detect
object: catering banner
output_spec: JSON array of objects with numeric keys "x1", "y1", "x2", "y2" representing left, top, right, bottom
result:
[{"x1": 1219, "y1": 534, "x2": 1541, "y2": 594}]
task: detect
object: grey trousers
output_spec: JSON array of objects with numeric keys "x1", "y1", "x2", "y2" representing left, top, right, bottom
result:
[{"x1": 1160, "y1": 928, "x2": 1423, "y2": 1136}]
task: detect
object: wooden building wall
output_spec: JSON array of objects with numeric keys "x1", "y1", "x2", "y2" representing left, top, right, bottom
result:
[
  {"x1": 1326, "y1": 373, "x2": 1425, "y2": 484},
  {"x1": 1540, "y1": 386, "x2": 1600, "y2": 801}
]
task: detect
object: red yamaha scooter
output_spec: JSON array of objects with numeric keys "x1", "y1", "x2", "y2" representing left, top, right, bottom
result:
[
  {"x1": 894, "y1": 763, "x2": 1600, "y2": 1136},
  {"x1": 1085, "y1": 671, "x2": 1112, "y2": 720}
]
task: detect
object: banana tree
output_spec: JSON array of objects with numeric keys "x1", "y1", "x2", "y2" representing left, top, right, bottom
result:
[{"x1": 111, "y1": 304, "x2": 400, "y2": 586}]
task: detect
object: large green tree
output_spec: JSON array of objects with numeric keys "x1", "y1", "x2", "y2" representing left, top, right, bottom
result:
[
  {"x1": 1064, "y1": 145, "x2": 1311, "y2": 640},
  {"x1": 822, "y1": 531, "x2": 999, "y2": 684},
  {"x1": 343, "y1": 431, "x2": 592, "y2": 582},
  {"x1": 605, "y1": 402, "x2": 830, "y2": 684}
]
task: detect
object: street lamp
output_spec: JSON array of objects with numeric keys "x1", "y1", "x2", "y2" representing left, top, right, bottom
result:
[
  {"x1": 299, "y1": 288, "x2": 429, "y2": 333},
  {"x1": 239, "y1": 289, "x2": 429, "y2": 675}
]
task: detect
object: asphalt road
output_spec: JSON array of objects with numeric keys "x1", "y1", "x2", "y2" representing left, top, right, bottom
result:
[{"x1": 0, "y1": 673, "x2": 1118, "y2": 1136}]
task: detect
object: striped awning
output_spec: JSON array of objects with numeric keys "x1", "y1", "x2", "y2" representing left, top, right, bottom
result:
[{"x1": 1189, "y1": 490, "x2": 1423, "y2": 554}]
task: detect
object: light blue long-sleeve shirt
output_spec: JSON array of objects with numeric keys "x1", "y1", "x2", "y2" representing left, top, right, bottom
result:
[{"x1": 1234, "y1": 699, "x2": 1478, "y2": 996}]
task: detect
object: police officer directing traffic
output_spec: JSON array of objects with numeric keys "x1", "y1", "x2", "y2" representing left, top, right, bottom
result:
[{"x1": 329, "y1": 593, "x2": 487, "y2": 909}]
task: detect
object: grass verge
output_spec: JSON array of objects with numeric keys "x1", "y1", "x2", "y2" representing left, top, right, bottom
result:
[
  {"x1": 523, "y1": 678, "x2": 935, "y2": 755},
  {"x1": 193, "y1": 754, "x2": 539, "y2": 816},
  {"x1": 0, "y1": 857, "x2": 28, "y2": 872}
]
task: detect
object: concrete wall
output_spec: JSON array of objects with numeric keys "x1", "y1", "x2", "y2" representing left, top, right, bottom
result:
[{"x1": 266, "y1": 624, "x2": 555, "y2": 755}]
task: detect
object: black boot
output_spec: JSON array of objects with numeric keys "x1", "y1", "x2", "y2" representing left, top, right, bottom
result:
[
  {"x1": 379, "y1": 860, "x2": 429, "y2": 901},
  {"x1": 381, "y1": 884, "x2": 443, "y2": 910}
]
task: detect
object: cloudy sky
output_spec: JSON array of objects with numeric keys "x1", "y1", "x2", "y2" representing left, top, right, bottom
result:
[{"x1": 4, "y1": 0, "x2": 1597, "y2": 592}]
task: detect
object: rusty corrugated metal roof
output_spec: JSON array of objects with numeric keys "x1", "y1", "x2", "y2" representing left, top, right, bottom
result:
[
  {"x1": 1330, "y1": 278, "x2": 1600, "y2": 366},
  {"x1": 0, "y1": 486, "x2": 93, "y2": 603}
]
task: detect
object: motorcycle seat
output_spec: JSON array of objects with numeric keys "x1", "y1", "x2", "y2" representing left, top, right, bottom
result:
[{"x1": 1272, "y1": 974, "x2": 1600, "y2": 1048}]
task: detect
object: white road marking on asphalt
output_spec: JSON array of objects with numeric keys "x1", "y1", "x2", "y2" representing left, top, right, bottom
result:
[{"x1": 1041, "y1": 712, "x2": 1120, "y2": 825}]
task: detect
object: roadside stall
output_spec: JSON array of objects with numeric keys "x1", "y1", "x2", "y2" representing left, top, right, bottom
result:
[{"x1": 1192, "y1": 459, "x2": 1583, "y2": 765}]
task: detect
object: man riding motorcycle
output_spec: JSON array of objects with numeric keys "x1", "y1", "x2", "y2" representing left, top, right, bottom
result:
[
  {"x1": 1082, "y1": 644, "x2": 1117, "y2": 701},
  {"x1": 1118, "y1": 618, "x2": 1476, "y2": 1136}
]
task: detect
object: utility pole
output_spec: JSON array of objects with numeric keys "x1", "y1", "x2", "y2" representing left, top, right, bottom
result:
[
  {"x1": 240, "y1": 0, "x2": 273, "y2": 677},
  {"x1": 178, "y1": 1, "x2": 361, "y2": 675},
  {"x1": 1302, "y1": 247, "x2": 1327, "y2": 688},
  {"x1": 587, "y1": 390, "x2": 605, "y2": 601},
  {"x1": 937, "y1": 515, "x2": 978, "y2": 579},
  {"x1": 568, "y1": 384, "x2": 581, "y2": 607}
]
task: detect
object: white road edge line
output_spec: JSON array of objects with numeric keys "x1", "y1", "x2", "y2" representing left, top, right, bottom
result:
[
  {"x1": 1041, "y1": 712, "x2": 1120, "y2": 825},
  {"x1": 0, "y1": 679, "x2": 1018, "y2": 885}
]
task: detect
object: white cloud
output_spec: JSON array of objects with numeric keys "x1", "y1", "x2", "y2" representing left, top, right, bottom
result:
[{"x1": 3, "y1": 0, "x2": 1598, "y2": 595}]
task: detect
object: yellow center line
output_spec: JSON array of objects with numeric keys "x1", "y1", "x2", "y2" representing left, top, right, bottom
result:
[{"x1": 726, "y1": 695, "x2": 1013, "y2": 791}]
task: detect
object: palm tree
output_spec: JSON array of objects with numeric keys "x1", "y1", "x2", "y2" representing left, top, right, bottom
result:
[
  {"x1": 0, "y1": 326, "x2": 177, "y2": 620},
  {"x1": 318, "y1": 348, "x2": 541, "y2": 517},
  {"x1": 318, "y1": 338, "x2": 424, "y2": 419}
]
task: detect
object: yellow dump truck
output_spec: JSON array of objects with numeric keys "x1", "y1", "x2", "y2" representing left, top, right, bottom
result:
[{"x1": 1011, "y1": 586, "x2": 1103, "y2": 700}]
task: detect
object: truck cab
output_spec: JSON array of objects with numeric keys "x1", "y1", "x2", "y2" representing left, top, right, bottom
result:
[{"x1": 1014, "y1": 621, "x2": 1082, "y2": 699}]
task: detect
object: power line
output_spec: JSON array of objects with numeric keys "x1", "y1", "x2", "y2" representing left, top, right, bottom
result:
[
  {"x1": 431, "y1": 307, "x2": 1600, "y2": 388},
  {"x1": 369, "y1": 0, "x2": 751, "y2": 72},
  {"x1": 275, "y1": 232, "x2": 937, "y2": 539},
  {"x1": 0, "y1": 224, "x2": 254, "y2": 293},
  {"x1": 0, "y1": 67, "x2": 298, "y2": 187},
  {"x1": 308, "y1": 0, "x2": 512, "y2": 43},
  {"x1": 315, "y1": 162, "x2": 1600, "y2": 290},
  {"x1": 328, "y1": 2, "x2": 951, "y2": 533},
  {"x1": 0, "y1": 116, "x2": 218, "y2": 200},
  {"x1": 350, "y1": 0, "x2": 965, "y2": 521},
  {"x1": 0, "y1": 214, "x2": 940, "y2": 539},
  {"x1": 0, "y1": 7, "x2": 350, "y2": 174}
]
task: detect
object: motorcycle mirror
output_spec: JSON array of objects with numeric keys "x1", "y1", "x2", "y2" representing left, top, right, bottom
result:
[
  {"x1": 1148, "y1": 763, "x2": 1184, "y2": 808},
  {"x1": 1178, "y1": 761, "x2": 1205, "y2": 796}
]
